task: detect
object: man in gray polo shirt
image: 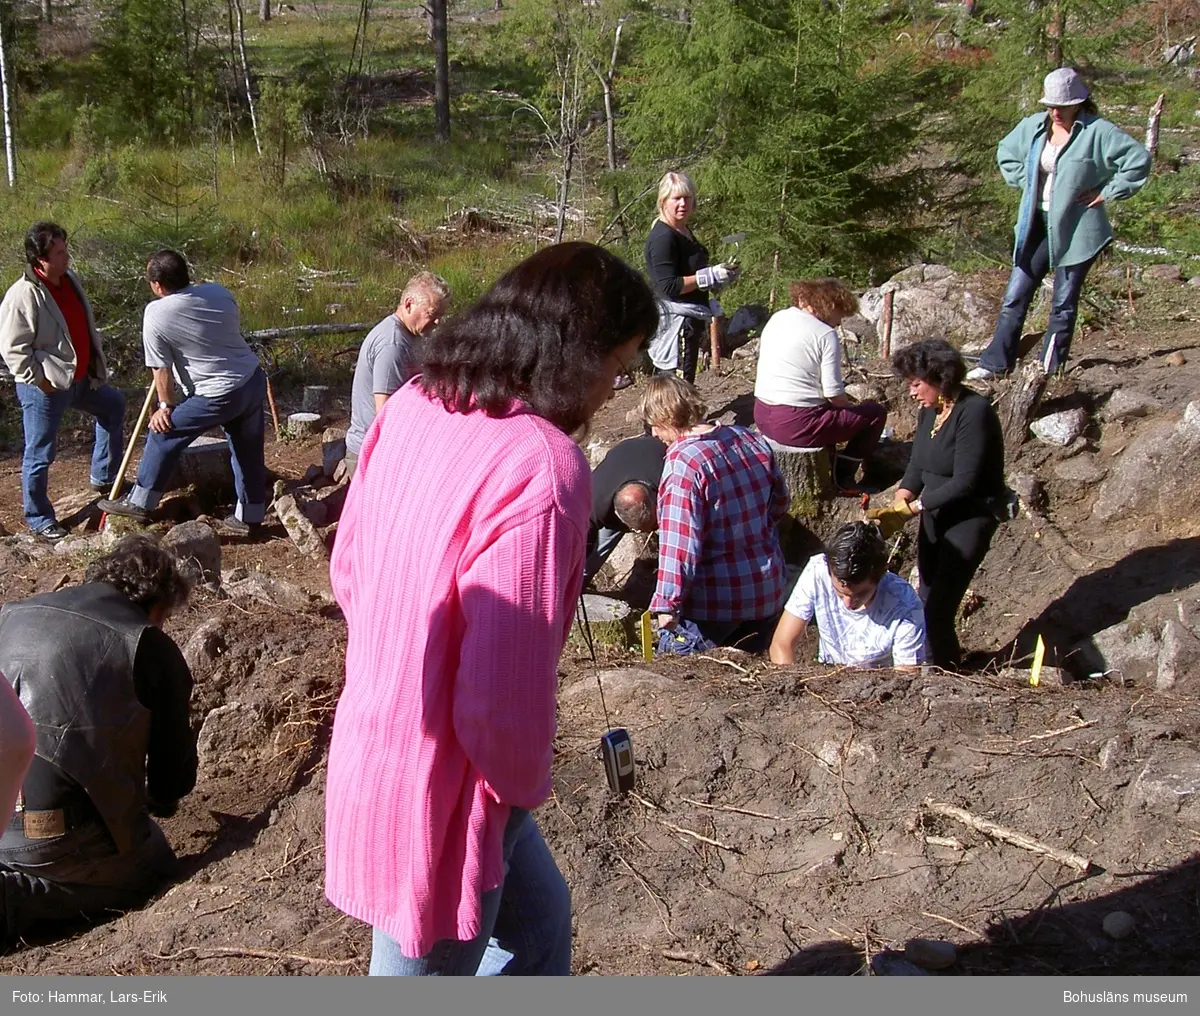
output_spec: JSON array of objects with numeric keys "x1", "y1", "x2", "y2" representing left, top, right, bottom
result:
[
  {"x1": 99, "y1": 250, "x2": 267, "y2": 535},
  {"x1": 344, "y1": 272, "x2": 450, "y2": 474}
]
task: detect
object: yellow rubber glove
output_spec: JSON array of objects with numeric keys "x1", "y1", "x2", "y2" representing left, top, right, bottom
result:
[{"x1": 864, "y1": 499, "x2": 915, "y2": 539}]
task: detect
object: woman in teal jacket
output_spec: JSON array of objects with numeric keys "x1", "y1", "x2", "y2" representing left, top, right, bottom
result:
[{"x1": 970, "y1": 68, "x2": 1151, "y2": 380}]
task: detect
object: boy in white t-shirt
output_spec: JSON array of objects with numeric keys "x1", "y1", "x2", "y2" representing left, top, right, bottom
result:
[{"x1": 770, "y1": 522, "x2": 925, "y2": 670}]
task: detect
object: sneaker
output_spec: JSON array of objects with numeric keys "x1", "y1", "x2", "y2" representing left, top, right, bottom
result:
[
  {"x1": 612, "y1": 373, "x2": 634, "y2": 391},
  {"x1": 966, "y1": 366, "x2": 999, "y2": 381},
  {"x1": 34, "y1": 523, "x2": 69, "y2": 542},
  {"x1": 96, "y1": 498, "x2": 150, "y2": 522}
]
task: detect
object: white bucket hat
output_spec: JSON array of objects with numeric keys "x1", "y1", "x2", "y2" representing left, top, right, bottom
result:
[{"x1": 1039, "y1": 67, "x2": 1090, "y2": 107}]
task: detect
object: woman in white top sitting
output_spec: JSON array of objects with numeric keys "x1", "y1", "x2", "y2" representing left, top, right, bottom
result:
[
  {"x1": 753, "y1": 278, "x2": 887, "y2": 491},
  {"x1": 769, "y1": 522, "x2": 925, "y2": 671}
]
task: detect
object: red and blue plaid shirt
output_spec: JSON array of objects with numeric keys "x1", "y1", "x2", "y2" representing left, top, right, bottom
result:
[{"x1": 650, "y1": 425, "x2": 789, "y2": 622}]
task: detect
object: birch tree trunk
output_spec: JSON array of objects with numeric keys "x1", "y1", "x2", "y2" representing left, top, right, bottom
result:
[
  {"x1": 234, "y1": 0, "x2": 263, "y2": 154},
  {"x1": 41, "y1": 0, "x2": 51, "y2": 23},
  {"x1": 0, "y1": 6, "x2": 15, "y2": 189},
  {"x1": 259, "y1": 0, "x2": 269, "y2": 20}
]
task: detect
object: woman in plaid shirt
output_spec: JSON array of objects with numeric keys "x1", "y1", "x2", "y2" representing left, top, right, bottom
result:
[{"x1": 639, "y1": 376, "x2": 789, "y2": 653}]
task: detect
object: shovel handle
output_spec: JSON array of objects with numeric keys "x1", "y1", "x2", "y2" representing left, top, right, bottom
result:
[{"x1": 109, "y1": 384, "x2": 157, "y2": 501}]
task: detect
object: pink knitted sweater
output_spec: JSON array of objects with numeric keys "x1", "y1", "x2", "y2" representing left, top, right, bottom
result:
[{"x1": 324, "y1": 380, "x2": 589, "y2": 957}]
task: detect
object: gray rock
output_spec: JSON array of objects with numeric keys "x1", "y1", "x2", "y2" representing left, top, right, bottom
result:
[
  {"x1": 1102, "y1": 911, "x2": 1135, "y2": 940},
  {"x1": 162, "y1": 520, "x2": 221, "y2": 585},
  {"x1": 222, "y1": 569, "x2": 333, "y2": 613},
  {"x1": 1156, "y1": 618, "x2": 1200, "y2": 691},
  {"x1": 731, "y1": 337, "x2": 760, "y2": 360},
  {"x1": 1007, "y1": 472, "x2": 1043, "y2": 513},
  {"x1": 274, "y1": 493, "x2": 327, "y2": 558},
  {"x1": 1096, "y1": 402, "x2": 1200, "y2": 521},
  {"x1": 1101, "y1": 389, "x2": 1161, "y2": 423},
  {"x1": 845, "y1": 382, "x2": 885, "y2": 404},
  {"x1": 1053, "y1": 455, "x2": 1108, "y2": 485},
  {"x1": 1031, "y1": 408, "x2": 1088, "y2": 447},
  {"x1": 1099, "y1": 736, "x2": 1127, "y2": 771},
  {"x1": 314, "y1": 481, "x2": 351, "y2": 525},
  {"x1": 196, "y1": 702, "x2": 263, "y2": 779},
  {"x1": 1188, "y1": 276, "x2": 1200, "y2": 288},
  {"x1": 51, "y1": 533, "x2": 108, "y2": 556},
  {"x1": 584, "y1": 441, "x2": 610, "y2": 469},
  {"x1": 182, "y1": 617, "x2": 229, "y2": 678},
  {"x1": 1128, "y1": 747, "x2": 1200, "y2": 814},
  {"x1": 1078, "y1": 621, "x2": 1160, "y2": 683},
  {"x1": 51, "y1": 489, "x2": 101, "y2": 527},
  {"x1": 593, "y1": 530, "x2": 657, "y2": 594},
  {"x1": 1143, "y1": 263, "x2": 1183, "y2": 283},
  {"x1": 870, "y1": 952, "x2": 930, "y2": 976},
  {"x1": 904, "y1": 938, "x2": 957, "y2": 970},
  {"x1": 859, "y1": 265, "x2": 997, "y2": 352},
  {"x1": 321, "y1": 427, "x2": 347, "y2": 478},
  {"x1": 296, "y1": 495, "x2": 329, "y2": 528}
]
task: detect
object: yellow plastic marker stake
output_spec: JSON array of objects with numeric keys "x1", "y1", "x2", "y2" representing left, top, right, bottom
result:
[
  {"x1": 1029, "y1": 634, "x2": 1046, "y2": 687},
  {"x1": 640, "y1": 611, "x2": 654, "y2": 663}
]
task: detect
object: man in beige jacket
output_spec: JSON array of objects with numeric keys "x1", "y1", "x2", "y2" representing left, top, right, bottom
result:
[{"x1": 0, "y1": 222, "x2": 126, "y2": 540}]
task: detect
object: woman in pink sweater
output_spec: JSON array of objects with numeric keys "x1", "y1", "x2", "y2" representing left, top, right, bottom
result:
[{"x1": 325, "y1": 242, "x2": 657, "y2": 976}]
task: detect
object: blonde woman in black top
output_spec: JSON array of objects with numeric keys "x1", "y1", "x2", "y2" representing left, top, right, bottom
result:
[
  {"x1": 868, "y1": 338, "x2": 1005, "y2": 669},
  {"x1": 644, "y1": 171, "x2": 738, "y2": 383}
]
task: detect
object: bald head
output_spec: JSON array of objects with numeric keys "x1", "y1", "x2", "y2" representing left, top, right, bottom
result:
[{"x1": 613, "y1": 482, "x2": 656, "y2": 533}]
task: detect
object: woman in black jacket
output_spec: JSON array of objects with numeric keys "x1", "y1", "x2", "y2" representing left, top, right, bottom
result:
[
  {"x1": 869, "y1": 339, "x2": 1006, "y2": 669},
  {"x1": 644, "y1": 171, "x2": 738, "y2": 383}
]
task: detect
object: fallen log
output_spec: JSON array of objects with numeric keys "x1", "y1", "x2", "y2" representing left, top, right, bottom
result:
[
  {"x1": 922, "y1": 798, "x2": 1094, "y2": 872},
  {"x1": 244, "y1": 322, "x2": 374, "y2": 342}
]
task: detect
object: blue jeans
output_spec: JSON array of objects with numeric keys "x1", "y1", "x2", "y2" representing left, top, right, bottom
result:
[
  {"x1": 15, "y1": 379, "x2": 126, "y2": 533},
  {"x1": 585, "y1": 525, "x2": 625, "y2": 583},
  {"x1": 368, "y1": 809, "x2": 572, "y2": 976},
  {"x1": 978, "y1": 212, "x2": 1096, "y2": 375},
  {"x1": 129, "y1": 369, "x2": 267, "y2": 524}
]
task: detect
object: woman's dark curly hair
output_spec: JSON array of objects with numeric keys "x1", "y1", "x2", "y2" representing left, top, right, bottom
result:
[
  {"x1": 84, "y1": 535, "x2": 192, "y2": 614},
  {"x1": 826, "y1": 522, "x2": 888, "y2": 585},
  {"x1": 890, "y1": 337, "x2": 965, "y2": 399},
  {"x1": 417, "y1": 242, "x2": 658, "y2": 435}
]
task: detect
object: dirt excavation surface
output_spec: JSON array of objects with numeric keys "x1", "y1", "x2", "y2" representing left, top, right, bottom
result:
[{"x1": 1, "y1": 266, "x2": 1199, "y2": 976}]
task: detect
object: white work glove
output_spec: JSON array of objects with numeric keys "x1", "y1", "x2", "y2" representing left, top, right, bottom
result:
[{"x1": 696, "y1": 263, "x2": 738, "y2": 290}]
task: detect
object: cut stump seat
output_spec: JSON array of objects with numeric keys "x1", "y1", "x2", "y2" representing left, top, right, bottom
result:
[
  {"x1": 170, "y1": 435, "x2": 234, "y2": 495},
  {"x1": 763, "y1": 438, "x2": 835, "y2": 566}
]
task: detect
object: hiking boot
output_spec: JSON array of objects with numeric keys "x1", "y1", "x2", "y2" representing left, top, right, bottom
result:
[
  {"x1": 217, "y1": 514, "x2": 253, "y2": 538},
  {"x1": 34, "y1": 523, "x2": 69, "y2": 542},
  {"x1": 97, "y1": 498, "x2": 150, "y2": 522},
  {"x1": 612, "y1": 373, "x2": 634, "y2": 391}
]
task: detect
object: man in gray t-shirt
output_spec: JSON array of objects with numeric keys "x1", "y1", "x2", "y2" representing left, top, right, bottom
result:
[
  {"x1": 345, "y1": 272, "x2": 451, "y2": 469},
  {"x1": 99, "y1": 250, "x2": 268, "y2": 536}
]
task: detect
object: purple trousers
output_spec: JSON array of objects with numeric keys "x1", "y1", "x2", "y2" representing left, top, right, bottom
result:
[{"x1": 754, "y1": 399, "x2": 886, "y2": 460}]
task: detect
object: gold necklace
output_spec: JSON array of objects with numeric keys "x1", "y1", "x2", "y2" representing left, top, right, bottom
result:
[{"x1": 930, "y1": 398, "x2": 955, "y2": 437}]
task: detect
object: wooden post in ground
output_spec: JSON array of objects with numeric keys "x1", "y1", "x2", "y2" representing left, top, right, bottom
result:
[
  {"x1": 880, "y1": 289, "x2": 895, "y2": 359},
  {"x1": 709, "y1": 317, "x2": 721, "y2": 373}
]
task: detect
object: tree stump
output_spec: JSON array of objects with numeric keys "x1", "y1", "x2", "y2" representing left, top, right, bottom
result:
[
  {"x1": 764, "y1": 439, "x2": 834, "y2": 566},
  {"x1": 1001, "y1": 361, "x2": 1047, "y2": 456},
  {"x1": 301, "y1": 385, "x2": 332, "y2": 415},
  {"x1": 286, "y1": 412, "x2": 322, "y2": 438},
  {"x1": 171, "y1": 435, "x2": 234, "y2": 495},
  {"x1": 570, "y1": 594, "x2": 636, "y2": 649}
]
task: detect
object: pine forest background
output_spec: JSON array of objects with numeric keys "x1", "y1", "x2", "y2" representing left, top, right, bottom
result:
[{"x1": 0, "y1": 0, "x2": 1196, "y2": 387}]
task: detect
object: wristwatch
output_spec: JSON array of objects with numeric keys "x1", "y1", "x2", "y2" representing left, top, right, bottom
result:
[{"x1": 158, "y1": 401, "x2": 173, "y2": 410}]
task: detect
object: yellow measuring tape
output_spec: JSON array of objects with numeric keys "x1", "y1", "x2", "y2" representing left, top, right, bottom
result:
[{"x1": 640, "y1": 610, "x2": 654, "y2": 662}]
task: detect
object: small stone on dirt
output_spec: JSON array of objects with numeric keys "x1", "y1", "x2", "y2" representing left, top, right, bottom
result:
[
  {"x1": 904, "y1": 938, "x2": 957, "y2": 970},
  {"x1": 162, "y1": 520, "x2": 222, "y2": 585},
  {"x1": 1053, "y1": 455, "x2": 1108, "y2": 485},
  {"x1": 1101, "y1": 389, "x2": 1161, "y2": 423},
  {"x1": 1165, "y1": 351, "x2": 1187, "y2": 367},
  {"x1": 1143, "y1": 264, "x2": 1183, "y2": 283},
  {"x1": 182, "y1": 617, "x2": 228, "y2": 678},
  {"x1": 1187, "y1": 276, "x2": 1200, "y2": 287},
  {"x1": 1102, "y1": 911, "x2": 1135, "y2": 940},
  {"x1": 871, "y1": 952, "x2": 930, "y2": 976},
  {"x1": 1031, "y1": 408, "x2": 1088, "y2": 447}
]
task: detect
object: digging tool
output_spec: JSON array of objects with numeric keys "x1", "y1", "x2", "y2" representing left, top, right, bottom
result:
[
  {"x1": 719, "y1": 231, "x2": 745, "y2": 265},
  {"x1": 99, "y1": 383, "x2": 155, "y2": 532}
]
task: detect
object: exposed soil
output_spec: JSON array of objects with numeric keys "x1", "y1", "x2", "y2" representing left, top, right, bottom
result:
[{"x1": 1, "y1": 283, "x2": 1198, "y2": 976}]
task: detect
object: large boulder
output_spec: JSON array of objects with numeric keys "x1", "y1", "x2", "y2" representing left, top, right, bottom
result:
[
  {"x1": 859, "y1": 264, "x2": 999, "y2": 354},
  {"x1": 1094, "y1": 402, "x2": 1200, "y2": 523}
]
